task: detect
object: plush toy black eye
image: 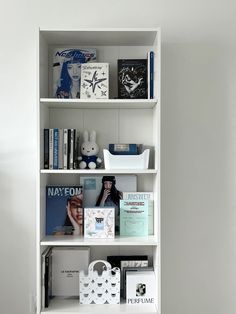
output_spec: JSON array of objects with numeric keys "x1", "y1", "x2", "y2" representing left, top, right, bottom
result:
[
  {"x1": 92, "y1": 148, "x2": 94, "y2": 150},
  {"x1": 83, "y1": 148, "x2": 85, "y2": 150}
]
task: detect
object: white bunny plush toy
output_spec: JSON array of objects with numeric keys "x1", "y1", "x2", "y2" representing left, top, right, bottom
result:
[{"x1": 78, "y1": 130, "x2": 102, "y2": 169}]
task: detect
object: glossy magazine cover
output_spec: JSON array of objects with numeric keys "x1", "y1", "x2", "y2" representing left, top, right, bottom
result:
[
  {"x1": 46, "y1": 185, "x2": 83, "y2": 235},
  {"x1": 53, "y1": 48, "x2": 96, "y2": 98}
]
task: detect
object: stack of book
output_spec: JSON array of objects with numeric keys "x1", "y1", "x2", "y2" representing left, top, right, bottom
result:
[{"x1": 44, "y1": 128, "x2": 78, "y2": 170}]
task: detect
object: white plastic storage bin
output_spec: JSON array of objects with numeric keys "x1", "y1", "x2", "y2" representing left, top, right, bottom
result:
[{"x1": 103, "y1": 149, "x2": 150, "y2": 169}]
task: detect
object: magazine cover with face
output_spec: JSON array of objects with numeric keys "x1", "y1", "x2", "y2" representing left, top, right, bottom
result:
[
  {"x1": 52, "y1": 48, "x2": 96, "y2": 99},
  {"x1": 46, "y1": 185, "x2": 83, "y2": 236},
  {"x1": 80, "y1": 175, "x2": 137, "y2": 234}
]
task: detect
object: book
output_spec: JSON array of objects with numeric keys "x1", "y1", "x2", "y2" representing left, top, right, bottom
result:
[
  {"x1": 109, "y1": 144, "x2": 138, "y2": 155},
  {"x1": 58, "y1": 129, "x2": 64, "y2": 169},
  {"x1": 123, "y1": 267, "x2": 154, "y2": 299},
  {"x1": 53, "y1": 128, "x2": 59, "y2": 169},
  {"x1": 41, "y1": 247, "x2": 52, "y2": 308},
  {"x1": 149, "y1": 51, "x2": 154, "y2": 99},
  {"x1": 63, "y1": 128, "x2": 68, "y2": 170},
  {"x1": 52, "y1": 247, "x2": 90, "y2": 297},
  {"x1": 118, "y1": 59, "x2": 147, "y2": 99},
  {"x1": 46, "y1": 185, "x2": 83, "y2": 235},
  {"x1": 147, "y1": 51, "x2": 154, "y2": 99},
  {"x1": 44, "y1": 247, "x2": 52, "y2": 308},
  {"x1": 126, "y1": 271, "x2": 157, "y2": 305},
  {"x1": 44, "y1": 129, "x2": 49, "y2": 169},
  {"x1": 107, "y1": 255, "x2": 148, "y2": 294},
  {"x1": 122, "y1": 192, "x2": 154, "y2": 235},
  {"x1": 80, "y1": 63, "x2": 109, "y2": 99},
  {"x1": 49, "y1": 129, "x2": 54, "y2": 170},
  {"x1": 120, "y1": 200, "x2": 149, "y2": 236},
  {"x1": 80, "y1": 175, "x2": 137, "y2": 233},
  {"x1": 84, "y1": 207, "x2": 115, "y2": 238},
  {"x1": 53, "y1": 48, "x2": 96, "y2": 98}
]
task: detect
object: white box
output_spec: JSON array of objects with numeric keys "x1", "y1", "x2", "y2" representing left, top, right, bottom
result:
[
  {"x1": 84, "y1": 207, "x2": 115, "y2": 238},
  {"x1": 52, "y1": 247, "x2": 90, "y2": 297},
  {"x1": 126, "y1": 271, "x2": 157, "y2": 305},
  {"x1": 103, "y1": 149, "x2": 150, "y2": 170}
]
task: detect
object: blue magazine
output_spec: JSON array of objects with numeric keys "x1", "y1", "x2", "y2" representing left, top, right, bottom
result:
[
  {"x1": 53, "y1": 48, "x2": 96, "y2": 99},
  {"x1": 46, "y1": 186, "x2": 83, "y2": 235}
]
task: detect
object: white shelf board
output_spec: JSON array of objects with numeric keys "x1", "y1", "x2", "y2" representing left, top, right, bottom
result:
[
  {"x1": 40, "y1": 98, "x2": 158, "y2": 109},
  {"x1": 40, "y1": 169, "x2": 157, "y2": 174},
  {"x1": 40, "y1": 28, "x2": 159, "y2": 46},
  {"x1": 40, "y1": 235, "x2": 158, "y2": 246},
  {"x1": 41, "y1": 297, "x2": 157, "y2": 313}
]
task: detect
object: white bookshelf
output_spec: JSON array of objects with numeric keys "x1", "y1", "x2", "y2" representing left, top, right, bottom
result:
[
  {"x1": 41, "y1": 298, "x2": 157, "y2": 314},
  {"x1": 37, "y1": 28, "x2": 161, "y2": 314}
]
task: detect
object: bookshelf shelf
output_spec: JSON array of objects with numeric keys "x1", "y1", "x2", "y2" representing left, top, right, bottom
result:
[
  {"x1": 40, "y1": 235, "x2": 158, "y2": 246},
  {"x1": 41, "y1": 297, "x2": 158, "y2": 313},
  {"x1": 38, "y1": 28, "x2": 161, "y2": 314},
  {"x1": 40, "y1": 169, "x2": 157, "y2": 174},
  {"x1": 40, "y1": 98, "x2": 158, "y2": 109}
]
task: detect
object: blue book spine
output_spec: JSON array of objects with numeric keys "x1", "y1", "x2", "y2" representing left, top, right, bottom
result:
[
  {"x1": 53, "y1": 128, "x2": 59, "y2": 169},
  {"x1": 109, "y1": 144, "x2": 138, "y2": 155},
  {"x1": 150, "y1": 51, "x2": 154, "y2": 99}
]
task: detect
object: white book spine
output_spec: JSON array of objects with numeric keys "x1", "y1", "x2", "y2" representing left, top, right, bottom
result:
[
  {"x1": 49, "y1": 129, "x2": 54, "y2": 170},
  {"x1": 63, "y1": 129, "x2": 68, "y2": 170},
  {"x1": 69, "y1": 129, "x2": 74, "y2": 170}
]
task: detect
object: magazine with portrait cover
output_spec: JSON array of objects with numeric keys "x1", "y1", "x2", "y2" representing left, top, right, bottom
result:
[
  {"x1": 118, "y1": 59, "x2": 147, "y2": 99},
  {"x1": 52, "y1": 48, "x2": 96, "y2": 99},
  {"x1": 46, "y1": 185, "x2": 83, "y2": 235},
  {"x1": 80, "y1": 175, "x2": 137, "y2": 234}
]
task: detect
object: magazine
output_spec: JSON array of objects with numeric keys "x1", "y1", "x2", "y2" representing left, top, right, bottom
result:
[
  {"x1": 80, "y1": 175, "x2": 137, "y2": 234},
  {"x1": 46, "y1": 185, "x2": 83, "y2": 235},
  {"x1": 53, "y1": 48, "x2": 96, "y2": 98}
]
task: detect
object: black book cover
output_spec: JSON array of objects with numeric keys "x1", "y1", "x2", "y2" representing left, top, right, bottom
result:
[
  {"x1": 118, "y1": 59, "x2": 147, "y2": 99},
  {"x1": 44, "y1": 248, "x2": 52, "y2": 308}
]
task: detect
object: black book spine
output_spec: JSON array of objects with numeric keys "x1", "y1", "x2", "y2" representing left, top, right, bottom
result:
[
  {"x1": 67, "y1": 129, "x2": 71, "y2": 170},
  {"x1": 44, "y1": 129, "x2": 49, "y2": 169}
]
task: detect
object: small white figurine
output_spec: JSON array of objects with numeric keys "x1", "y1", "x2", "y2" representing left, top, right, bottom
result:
[{"x1": 78, "y1": 130, "x2": 102, "y2": 169}]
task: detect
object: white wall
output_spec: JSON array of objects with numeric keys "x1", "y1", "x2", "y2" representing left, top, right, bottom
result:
[{"x1": 0, "y1": 1, "x2": 236, "y2": 313}]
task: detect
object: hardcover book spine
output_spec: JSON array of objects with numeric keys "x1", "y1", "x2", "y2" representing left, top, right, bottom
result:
[
  {"x1": 49, "y1": 129, "x2": 54, "y2": 170},
  {"x1": 44, "y1": 253, "x2": 50, "y2": 307},
  {"x1": 73, "y1": 129, "x2": 76, "y2": 169},
  {"x1": 58, "y1": 129, "x2": 64, "y2": 169},
  {"x1": 147, "y1": 52, "x2": 150, "y2": 99},
  {"x1": 63, "y1": 129, "x2": 68, "y2": 170},
  {"x1": 44, "y1": 129, "x2": 49, "y2": 169},
  {"x1": 69, "y1": 129, "x2": 74, "y2": 169},
  {"x1": 67, "y1": 129, "x2": 71, "y2": 169},
  {"x1": 53, "y1": 128, "x2": 59, "y2": 169},
  {"x1": 150, "y1": 51, "x2": 154, "y2": 99}
]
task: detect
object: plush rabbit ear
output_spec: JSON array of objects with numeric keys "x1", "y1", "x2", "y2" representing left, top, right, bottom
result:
[
  {"x1": 83, "y1": 130, "x2": 89, "y2": 142},
  {"x1": 90, "y1": 130, "x2": 96, "y2": 142}
]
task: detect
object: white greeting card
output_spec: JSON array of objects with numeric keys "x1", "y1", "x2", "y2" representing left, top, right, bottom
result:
[{"x1": 84, "y1": 207, "x2": 115, "y2": 238}]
